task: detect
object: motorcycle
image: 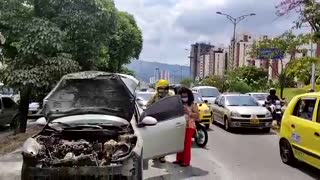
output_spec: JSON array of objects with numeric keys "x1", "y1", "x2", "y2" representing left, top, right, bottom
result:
[
  {"x1": 193, "y1": 121, "x2": 208, "y2": 148},
  {"x1": 265, "y1": 99, "x2": 286, "y2": 126}
]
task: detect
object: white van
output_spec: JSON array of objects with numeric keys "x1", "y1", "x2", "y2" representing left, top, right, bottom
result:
[{"x1": 191, "y1": 86, "x2": 220, "y2": 105}]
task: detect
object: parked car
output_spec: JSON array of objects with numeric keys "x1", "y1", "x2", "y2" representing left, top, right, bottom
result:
[
  {"x1": 28, "y1": 102, "x2": 40, "y2": 114},
  {"x1": 193, "y1": 92, "x2": 212, "y2": 129},
  {"x1": 191, "y1": 86, "x2": 220, "y2": 106},
  {"x1": 279, "y1": 92, "x2": 320, "y2": 170},
  {"x1": 136, "y1": 91, "x2": 155, "y2": 110},
  {"x1": 21, "y1": 71, "x2": 187, "y2": 180},
  {"x1": 246, "y1": 92, "x2": 269, "y2": 106},
  {"x1": 0, "y1": 95, "x2": 19, "y2": 127},
  {"x1": 211, "y1": 94, "x2": 273, "y2": 132}
]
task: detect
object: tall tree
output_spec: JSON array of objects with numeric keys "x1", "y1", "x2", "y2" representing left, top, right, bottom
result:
[
  {"x1": 0, "y1": 0, "x2": 143, "y2": 133},
  {"x1": 107, "y1": 11, "x2": 143, "y2": 72},
  {"x1": 250, "y1": 31, "x2": 310, "y2": 97}
]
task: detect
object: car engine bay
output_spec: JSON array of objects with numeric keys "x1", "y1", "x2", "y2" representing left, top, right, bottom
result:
[{"x1": 23, "y1": 126, "x2": 137, "y2": 168}]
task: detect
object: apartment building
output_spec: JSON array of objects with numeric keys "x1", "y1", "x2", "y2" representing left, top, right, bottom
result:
[{"x1": 189, "y1": 42, "x2": 228, "y2": 79}]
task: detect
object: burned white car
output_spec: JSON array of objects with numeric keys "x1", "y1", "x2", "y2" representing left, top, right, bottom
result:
[{"x1": 21, "y1": 71, "x2": 186, "y2": 180}]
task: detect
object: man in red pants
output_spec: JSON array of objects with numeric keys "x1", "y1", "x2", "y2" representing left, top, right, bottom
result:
[{"x1": 174, "y1": 87, "x2": 199, "y2": 167}]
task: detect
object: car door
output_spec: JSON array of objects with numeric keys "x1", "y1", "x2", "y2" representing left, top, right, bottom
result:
[
  {"x1": 1, "y1": 97, "x2": 17, "y2": 125},
  {"x1": 289, "y1": 97, "x2": 318, "y2": 164},
  {"x1": 0, "y1": 97, "x2": 8, "y2": 126},
  {"x1": 216, "y1": 96, "x2": 226, "y2": 124},
  {"x1": 138, "y1": 95, "x2": 186, "y2": 160},
  {"x1": 306, "y1": 98, "x2": 320, "y2": 168},
  {"x1": 212, "y1": 96, "x2": 221, "y2": 123}
]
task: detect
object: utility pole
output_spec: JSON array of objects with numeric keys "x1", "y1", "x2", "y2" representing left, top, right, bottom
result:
[
  {"x1": 311, "y1": 28, "x2": 316, "y2": 91},
  {"x1": 216, "y1": 12, "x2": 256, "y2": 70}
]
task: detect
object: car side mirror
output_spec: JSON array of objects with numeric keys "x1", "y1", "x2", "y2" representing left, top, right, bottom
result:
[
  {"x1": 35, "y1": 117, "x2": 46, "y2": 126},
  {"x1": 138, "y1": 116, "x2": 157, "y2": 127},
  {"x1": 204, "y1": 100, "x2": 208, "y2": 104}
]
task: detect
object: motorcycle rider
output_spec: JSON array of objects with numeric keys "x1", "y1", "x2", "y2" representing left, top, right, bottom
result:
[
  {"x1": 146, "y1": 79, "x2": 174, "y2": 163},
  {"x1": 266, "y1": 88, "x2": 280, "y2": 103}
]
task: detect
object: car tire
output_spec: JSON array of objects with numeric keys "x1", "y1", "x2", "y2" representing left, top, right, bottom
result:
[
  {"x1": 10, "y1": 114, "x2": 20, "y2": 130},
  {"x1": 224, "y1": 117, "x2": 231, "y2": 132},
  {"x1": 211, "y1": 113, "x2": 214, "y2": 124},
  {"x1": 205, "y1": 124, "x2": 210, "y2": 129},
  {"x1": 279, "y1": 139, "x2": 297, "y2": 166}
]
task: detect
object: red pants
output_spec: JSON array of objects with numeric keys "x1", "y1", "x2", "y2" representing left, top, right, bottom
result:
[{"x1": 176, "y1": 128, "x2": 195, "y2": 165}]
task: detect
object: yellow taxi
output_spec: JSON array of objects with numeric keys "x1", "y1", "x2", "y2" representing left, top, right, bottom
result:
[
  {"x1": 279, "y1": 92, "x2": 320, "y2": 169},
  {"x1": 193, "y1": 92, "x2": 212, "y2": 129}
]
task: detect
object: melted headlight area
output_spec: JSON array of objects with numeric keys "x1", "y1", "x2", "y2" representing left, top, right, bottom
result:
[{"x1": 22, "y1": 132, "x2": 137, "y2": 168}]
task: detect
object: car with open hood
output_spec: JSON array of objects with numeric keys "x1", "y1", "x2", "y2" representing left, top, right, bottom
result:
[{"x1": 21, "y1": 71, "x2": 187, "y2": 180}]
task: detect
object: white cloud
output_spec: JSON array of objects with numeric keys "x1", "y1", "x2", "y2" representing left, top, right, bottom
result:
[{"x1": 114, "y1": 0, "x2": 301, "y2": 64}]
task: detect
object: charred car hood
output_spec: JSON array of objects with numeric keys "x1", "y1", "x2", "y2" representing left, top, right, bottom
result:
[{"x1": 43, "y1": 71, "x2": 138, "y2": 121}]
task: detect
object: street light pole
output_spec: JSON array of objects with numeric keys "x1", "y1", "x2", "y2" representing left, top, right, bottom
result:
[
  {"x1": 216, "y1": 12, "x2": 256, "y2": 70},
  {"x1": 310, "y1": 28, "x2": 316, "y2": 91}
]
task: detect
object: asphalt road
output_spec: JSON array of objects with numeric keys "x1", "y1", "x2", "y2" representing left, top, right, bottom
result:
[
  {"x1": 1, "y1": 123, "x2": 320, "y2": 180},
  {"x1": 201, "y1": 124, "x2": 320, "y2": 180}
]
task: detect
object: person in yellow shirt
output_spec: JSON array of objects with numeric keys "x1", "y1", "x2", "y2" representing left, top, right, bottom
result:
[{"x1": 146, "y1": 79, "x2": 173, "y2": 163}]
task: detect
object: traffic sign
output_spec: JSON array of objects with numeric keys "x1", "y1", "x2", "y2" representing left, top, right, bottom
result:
[{"x1": 258, "y1": 48, "x2": 284, "y2": 60}]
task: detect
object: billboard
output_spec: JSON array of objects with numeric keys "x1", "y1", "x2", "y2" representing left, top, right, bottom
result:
[{"x1": 258, "y1": 48, "x2": 284, "y2": 60}]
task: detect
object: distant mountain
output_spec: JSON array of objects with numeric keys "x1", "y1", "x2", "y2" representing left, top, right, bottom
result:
[{"x1": 127, "y1": 60, "x2": 190, "y2": 83}]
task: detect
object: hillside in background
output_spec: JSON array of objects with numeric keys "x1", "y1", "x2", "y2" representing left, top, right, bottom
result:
[{"x1": 127, "y1": 60, "x2": 190, "y2": 83}]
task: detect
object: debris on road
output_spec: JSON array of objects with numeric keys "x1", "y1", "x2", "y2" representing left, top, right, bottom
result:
[{"x1": 0, "y1": 125, "x2": 42, "y2": 156}]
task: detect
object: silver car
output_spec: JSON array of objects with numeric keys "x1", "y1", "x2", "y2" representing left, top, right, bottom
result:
[
  {"x1": 246, "y1": 92, "x2": 269, "y2": 106},
  {"x1": 21, "y1": 71, "x2": 186, "y2": 180},
  {"x1": 136, "y1": 91, "x2": 155, "y2": 110},
  {"x1": 0, "y1": 95, "x2": 19, "y2": 127},
  {"x1": 212, "y1": 94, "x2": 273, "y2": 132}
]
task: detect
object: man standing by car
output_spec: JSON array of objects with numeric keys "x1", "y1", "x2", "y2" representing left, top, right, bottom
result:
[{"x1": 146, "y1": 79, "x2": 173, "y2": 163}]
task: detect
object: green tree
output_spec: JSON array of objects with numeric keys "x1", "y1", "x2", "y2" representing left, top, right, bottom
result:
[
  {"x1": 202, "y1": 75, "x2": 228, "y2": 92},
  {"x1": 250, "y1": 31, "x2": 310, "y2": 98},
  {"x1": 286, "y1": 57, "x2": 320, "y2": 85},
  {"x1": 228, "y1": 66, "x2": 269, "y2": 91},
  {"x1": 106, "y1": 12, "x2": 143, "y2": 72},
  {"x1": 0, "y1": 0, "x2": 142, "y2": 133},
  {"x1": 180, "y1": 78, "x2": 193, "y2": 88}
]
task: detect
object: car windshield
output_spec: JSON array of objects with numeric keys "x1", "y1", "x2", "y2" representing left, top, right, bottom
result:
[
  {"x1": 226, "y1": 96, "x2": 259, "y2": 106},
  {"x1": 252, "y1": 94, "x2": 268, "y2": 101},
  {"x1": 136, "y1": 93, "x2": 154, "y2": 101},
  {"x1": 193, "y1": 93, "x2": 204, "y2": 103},
  {"x1": 199, "y1": 88, "x2": 220, "y2": 97}
]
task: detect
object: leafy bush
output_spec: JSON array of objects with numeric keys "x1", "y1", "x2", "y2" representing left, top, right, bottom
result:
[
  {"x1": 229, "y1": 81, "x2": 252, "y2": 93},
  {"x1": 202, "y1": 75, "x2": 229, "y2": 92}
]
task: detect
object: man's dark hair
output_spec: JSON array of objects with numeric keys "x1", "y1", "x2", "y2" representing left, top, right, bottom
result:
[{"x1": 178, "y1": 87, "x2": 194, "y2": 106}]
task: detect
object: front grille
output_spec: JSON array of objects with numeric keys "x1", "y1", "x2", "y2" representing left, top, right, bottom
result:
[
  {"x1": 241, "y1": 115, "x2": 251, "y2": 118},
  {"x1": 25, "y1": 175, "x2": 126, "y2": 180},
  {"x1": 257, "y1": 115, "x2": 265, "y2": 118}
]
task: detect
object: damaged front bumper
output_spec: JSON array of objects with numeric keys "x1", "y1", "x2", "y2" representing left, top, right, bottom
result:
[{"x1": 22, "y1": 152, "x2": 141, "y2": 180}]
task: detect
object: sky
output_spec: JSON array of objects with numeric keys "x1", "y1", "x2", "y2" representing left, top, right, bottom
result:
[{"x1": 114, "y1": 0, "x2": 305, "y2": 65}]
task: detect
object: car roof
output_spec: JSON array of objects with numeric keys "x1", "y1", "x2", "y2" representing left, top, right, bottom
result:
[
  {"x1": 247, "y1": 92, "x2": 268, "y2": 95},
  {"x1": 136, "y1": 91, "x2": 155, "y2": 94},
  {"x1": 192, "y1": 86, "x2": 218, "y2": 90},
  {"x1": 223, "y1": 94, "x2": 250, "y2": 97},
  {"x1": 293, "y1": 92, "x2": 320, "y2": 99}
]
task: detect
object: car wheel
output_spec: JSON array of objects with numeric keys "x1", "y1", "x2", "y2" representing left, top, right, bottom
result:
[
  {"x1": 279, "y1": 139, "x2": 297, "y2": 166},
  {"x1": 211, "y1": 113, "x2": 214, "y2": 124},
  {"x1": 10, "y1": 115, "x2": 20, "y2": 130},
  {"x1": 224, "y1": 117, "x2": 231, "y2": 132},
  {"x1": 205, "y1": 124, "x2": 210, "y2": 129}
]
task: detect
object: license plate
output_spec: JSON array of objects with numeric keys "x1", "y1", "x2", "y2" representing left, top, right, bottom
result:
[{"x1": 250, "y1": 119, "x2": 259, "y2": 124}]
